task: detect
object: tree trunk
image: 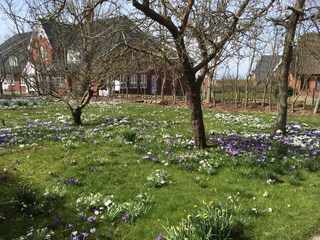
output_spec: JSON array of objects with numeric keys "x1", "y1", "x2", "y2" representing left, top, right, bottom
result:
[
  {"x1": 274, "y1": 0, "x2": 305, "y2": 134},
  {"x1": 72, "y1": 107, "x2": 82, "y2": 125},
  {"x1": 314, "y1": 95, "x2": 320, "y2": 114},
  {"x1": 303, "y1": 88, "x2": 309, "y2": 109},
  {"x1": 0, "y1": 83, "x2": 3, "y2": 96},
  {"x1": 262, "y1": 83, "x2": 267, "y2": 108},
  {"x1": 269, "y1": 78, "x2": 273, "y2": 111},
  {"x1": 245, "y1": 81, "x2": 249, "y2": 108},
  {"x1": 205, "y1": 75, "x2": 212, "y2": 104},
  {"x1": 160, "y1": 75, "x2": 166, "y2": 102},
  {"x1": 188, "y1": 86, "x2": 207, "y2": 149},
  {"x1": 312, "y1": 88, "x2": 315, "y2": 106}
]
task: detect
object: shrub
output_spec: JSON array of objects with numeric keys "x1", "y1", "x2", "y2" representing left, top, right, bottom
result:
[
  {"x1": 1, "y1": 101, "x2": 10, "y2": 107},
  {"x1": 123, "y1": 130, "x2": 137, "y2": 142},
  {"x1": 16, "y1": 100, "x2": 29, "y2": 107},
  {"x1": 19, "y1": 227, "x2": 54, "y2": 240},
  {"x1": 14, "y1": 186, "x2": 44, "y2": 217},
  {"x1": 147, "y1": 169, "x2": 170, "y2": 188},
  {"x1": 163, "y1": 202, "x2": 237, "y2": 240}
]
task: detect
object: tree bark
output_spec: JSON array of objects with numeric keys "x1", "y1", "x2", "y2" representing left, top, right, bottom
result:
[
  {"x1": 314, "y1": 95, "x2": 320, "y2": 114},
  {"x1": 187, "y1": 84, "x2": 206, "y2": 149},
  {"x1": 274, "y1": 0, "x2": 305, "y2": 134},
  {"x1": 72, "y1": 107, "x2": 82, "y2": 125},
  {"x1": 262, "y1": 81, "x2": 268, "y2": 108}
]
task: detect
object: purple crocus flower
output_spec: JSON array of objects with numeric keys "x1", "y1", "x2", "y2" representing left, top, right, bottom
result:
[
  {"x1": 87, "y1": 216, "x2": 96, "y2": 223},
  {"x1": 122, "y1": 213, "x2": 130, "y2": 221},
  {"x1": 78, "y1": 212, "x2": 84, "y2": 217},
  {"x1": 156, "y1": 233, "x2": 164, "y2": 240},
  {"x1": 1, "y1": 175, "x2": 8, "y2": 182},
  {"x1": 62, "y1": 178, "x2": 77, "y2": 184},
  {"x1": 152, "y1": 157, "x2": 158, "y2": 163},
  {"x1": 54, "y1": 216, "x2": 61, "y2": 223},
  {"x1": 78, "y1": 232, "x2": 88, "y2": 239}
]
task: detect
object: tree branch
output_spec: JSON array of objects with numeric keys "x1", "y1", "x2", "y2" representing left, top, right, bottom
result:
[{"x1": 132, "y1": 0, "x2": 179, "y2": 38}]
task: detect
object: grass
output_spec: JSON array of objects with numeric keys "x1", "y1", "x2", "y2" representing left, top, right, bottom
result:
[{"x1": 0, "y1": 99, "x2": 320, "y2": 239}]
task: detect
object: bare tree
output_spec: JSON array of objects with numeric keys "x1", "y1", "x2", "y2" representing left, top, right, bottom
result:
[
  {"x1": 273, "y1": 0, "x2": 306, "y2": 133},
  {"x1": 131, "y1": 0, "x2": 275, "y2": 149},
  {"x1": 0, "y1": 54, "x2": 7, "y2": 96},
  {"x1": 1, "y1": 0, "x2": 141, "y2": 125}
]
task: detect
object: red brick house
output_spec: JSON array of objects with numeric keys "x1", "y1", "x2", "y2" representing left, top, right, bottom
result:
[
  {"x1": 13, "y1": 17, "x2": 184, "y2": 97},
  {"x1": 0, "y1": 16, "x2": 184, "y2": 97},
  {"x1": 0, "y1": 32, "x2": 32, "y2": 95},
  {"x1": 252, "y1": 33, "x2": 320, "y2": 98},
  {"x1": 288, "y1": 33, "x2": 320, "y2": 97}
]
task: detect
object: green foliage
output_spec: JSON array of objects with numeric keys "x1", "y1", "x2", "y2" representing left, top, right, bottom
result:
[
  {"x1": 123, "y1": 129, "x2": 137, "y2": 142},
  {"x1": 18, "y1": 227, "x2": 54, "y2": 240},
  {"x1": 13, "y1": 186, "x2": 44, "y2": 217},
  {"x1": 1, "y1": 100, "x2": 10, "y2": 106},
  {"x1": 163, "y1": 202, "x2": 236, "y2": 240},
  {"x1": 1, "y1": 101, "x2": 320, "y2": 239},
  {"x1": 193, "y1": 175, "x2": 209, "y2": 188},
  {"x1": 16, "y1": 100, "x2": 29, "y2": 107},
  {"x1": 147, "y1": 169, "x2": 170, "y2": 188}
]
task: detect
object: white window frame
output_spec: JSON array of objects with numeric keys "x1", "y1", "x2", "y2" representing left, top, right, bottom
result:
[
  {"x1": 140, "y1": 73, "x2": 147, "y2": 89},
  {"x1": 130, "y1": 74, "x2": 137, "y2": 89},
  {"x1": 20, "y1": 78, "x2": 26, "y2": 86},
  {"x1": 120, "y1": 74, "x2": 126, "y2": 89},
  {"x1": 9, "y1": 56, "x2": 18, "y2": 67},
  {"x1": 67, "y1": 50, "x2": 81, "y2": 63}
]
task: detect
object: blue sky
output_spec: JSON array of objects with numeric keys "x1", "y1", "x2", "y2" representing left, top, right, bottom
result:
[
  {"x1": 0, "y1": 12, "x2": 14, "y2": 41},
  {"x1": 0, "y1": 0, "x2": 29, "y2": 41}
]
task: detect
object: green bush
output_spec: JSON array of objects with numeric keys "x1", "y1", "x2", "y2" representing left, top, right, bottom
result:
[
  {"x1": 123, "y1": 130, "x2": 137, "y2": 142},
  {"x1": 163, "y1": 202, "x2": 239, "y2": 240},
  {"x1": 1, "y1": 101, "x2": 10, "y2": 107},
  {"x1": 14, "y1": 186, "x2": 44, "y2": 217},
  {"x1": 16, "y1": 100, "x2": 29, "y2": 107}
]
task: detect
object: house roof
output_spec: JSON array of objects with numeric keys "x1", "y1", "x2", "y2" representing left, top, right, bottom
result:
[
  {"x1": 254, "y1": 55, "x2": 282, "y2": 81},
  {"x1": 31, "y1": 16, "x2": 158, "y2": 75},
  {"x1": 291, "y1": 32, "x2": 320, "y2": 75},
  {"x1": 38, "y1": 16, "x2": 150, "y2": 50},
  {"x1": 0, "y1": 32, "x2": 32, "y2": 74},
  {"x1": 40, "y1": 19, "x2": 77, "y2": 48}
]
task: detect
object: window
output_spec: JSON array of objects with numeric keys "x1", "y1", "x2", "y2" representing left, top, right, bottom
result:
[
  {"x1": 40, "y1": 46, "x2": 48, "y2": 61},
  {"x1": 20, "y1": 79, "x2": 26, "y2": 86},
  {"x1": 140, "y1": 73, "x2": 147, "y2": 89},
  {"x1": 53, "y1": 77, "x2": 64, "y2": 87},
  {"x1": 120, "y1": 74, "x2": 126, "y2": 89},
  {"x1": 9, "y1": 56, "x2": 18, "y2": 67},
  {"x1": 67, "y1": 50, "x2": 80, "y2": 63},
  {"x1": 130, "y1": 74, "x2": 137, "y2": 89}
]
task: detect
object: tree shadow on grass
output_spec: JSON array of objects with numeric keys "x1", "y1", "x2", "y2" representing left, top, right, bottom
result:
[{"x1": 0, "y1": 171, "x2": 75, "y2": 239}]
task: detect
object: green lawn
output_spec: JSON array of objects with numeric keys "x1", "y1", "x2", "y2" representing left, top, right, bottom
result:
[{"x1": 0, "y1": 99, "x2": 320, "y2": 239}]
